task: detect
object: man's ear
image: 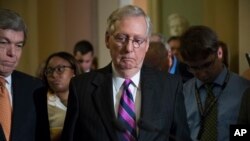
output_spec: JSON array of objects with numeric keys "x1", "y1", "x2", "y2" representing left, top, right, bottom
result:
[
  {"x1": 217, "y1": 47, "x2": 223, "y2": 59},
  {"x1": 105, "y1": 32, "x2": 110, "y2": 49}
]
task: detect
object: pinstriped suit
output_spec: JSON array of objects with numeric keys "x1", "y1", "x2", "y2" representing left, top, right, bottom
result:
[{"x1": 62, "y1": 64, "x2": 191, "y2": 141}]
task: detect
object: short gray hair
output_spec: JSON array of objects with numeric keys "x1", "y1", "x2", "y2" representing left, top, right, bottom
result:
[
  {"x1": 0, "y1": 8, "x2": 27, "y2": 44},
  {"x1": 106, "y1": 5, "x2": 152, "y2": 37}
]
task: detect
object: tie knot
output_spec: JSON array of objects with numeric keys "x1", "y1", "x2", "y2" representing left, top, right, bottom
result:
[
  {"x1": 124, "y1": 79, "x2": 132, "y2": 88},
  {"x1": 205, "y1": 83, "x2": 214, "y2": 89}
]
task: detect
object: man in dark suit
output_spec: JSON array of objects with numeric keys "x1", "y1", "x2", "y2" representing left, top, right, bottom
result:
[
  {"x1": 62, "y1": 5, "x2": 191, "y2": 141},
  {"x1": 0, "y1": 9, "x2": 43, "y2": 141}
]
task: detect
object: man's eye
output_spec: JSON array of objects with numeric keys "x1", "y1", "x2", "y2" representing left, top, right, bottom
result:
[
  {"x1": 134, "y1": 39, "x2": 144, "y2": 44},
  {"x1": 0, "y1": 41, "x2": 8, "y2": 45},
  {"x1": 116, "y1": 36, "x2": 127, "y2": 42},
  {"x1": 16, "y1": 44, "x2": 24, "y2": 48}
]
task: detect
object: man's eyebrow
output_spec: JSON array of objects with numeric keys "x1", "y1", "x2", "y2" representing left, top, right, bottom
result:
[{"x1": 0, "y1": 36, "x2": 24, "y2": 44}]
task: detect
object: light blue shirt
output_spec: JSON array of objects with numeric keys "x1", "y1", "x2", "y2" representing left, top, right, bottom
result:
[
  {"x1": 183, "y1": 67, "x2": 250, "y2": 141},
  {"x1": 169, "y1": 55, "x2": 178, "y2": 74}
]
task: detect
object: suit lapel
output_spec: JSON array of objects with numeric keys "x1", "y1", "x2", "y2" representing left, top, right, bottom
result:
[
  {"x1": 11, "y1": 71, "x2": 20, "y2": 139},
  {"x1": 91, "y1": 65, "x2": 118, "y2": 141},
  {"x1": 11, "y1": 71, "x2": 25, "y2": 141},
  {"x1": 91, "y1": 65, "x2": 159, "y2": 140}
]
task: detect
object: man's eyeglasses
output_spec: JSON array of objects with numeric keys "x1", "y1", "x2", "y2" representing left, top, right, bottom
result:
[
  {"x1": 44, "y1": 65, "x2": 72, "y2": 76},
  {"x1": 112, "y1": 33, "x2": 146, "y2": 48},
  {"x1": 187, "y1": 57, "x2": 216, "y2": 72}
]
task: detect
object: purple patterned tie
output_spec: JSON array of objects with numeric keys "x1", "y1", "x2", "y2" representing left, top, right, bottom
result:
[{"x1": 118, "y1": 79, "x2": 137, "y2": 141}]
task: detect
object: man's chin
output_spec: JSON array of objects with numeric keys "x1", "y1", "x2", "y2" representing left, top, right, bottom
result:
[
  {"x1": 0, "y1": 67, "x2": 15, "y2": 76},
  {"x1": 0, "y1": 71, "x2": 13, "y2": 77}
]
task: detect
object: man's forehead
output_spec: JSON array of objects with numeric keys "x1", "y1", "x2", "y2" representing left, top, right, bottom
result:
[
  {"x1": 186, "y1": 54, "x2": 215, "y2": 65},
  {"x1": 0, "y1": 29, "x2": 25, "y2": 42}
]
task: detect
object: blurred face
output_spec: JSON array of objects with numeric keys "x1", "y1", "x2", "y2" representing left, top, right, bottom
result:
[
  {"x1": 75, "y1": 51, "x2": 93, "y2": 72},
  {"x1": 150, "y1": 35, "x2": 161, "y2": 42},
  {"x1": 45, "y1": 56, "x2": 75, "y2": 93},
  {"x1": 0, "y1": 29, "x2": 24, "y2": 77},
  {"x1": 185, "y1": 53, "x2": 223, "y2": 83},
  {"x1": 168, "y1": 39, "x2": 180, "y2": 57},
  {"x1": 105, "y1": 16, "x2": 149, "y2": 77}
]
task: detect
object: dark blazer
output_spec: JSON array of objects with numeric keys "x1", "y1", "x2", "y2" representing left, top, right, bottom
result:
[
  {"x1": 238, "y1": 87, "x2": 250, "y2": 124},
  {"x1": 4, "y1": 71, "x2": 43, "y2": 141},
  {"x1": 34, "y1": 86, "x2": 51, "y2": 141},
  {"x1": 62, "y1": 64, "x2": 191, "y2": 141}
]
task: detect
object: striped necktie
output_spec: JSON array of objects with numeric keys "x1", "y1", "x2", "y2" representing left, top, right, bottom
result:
[
  {"x1": 118, "y1": 79, "x2": 137, "y2": 141},
  {"x1": 0, "y1": 77, "x2": 12, "y2": 141},
  {"x1": 200, "y1": 83, "x2": 217, "y2": 141}
]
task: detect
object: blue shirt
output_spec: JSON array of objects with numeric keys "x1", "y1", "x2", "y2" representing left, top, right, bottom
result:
[
  {"x1": 183, "y1": 67, "x2": 250, "y2": 141},
  {"x1": 169, "y1": 55, "x2": 178, "y2": 74}
]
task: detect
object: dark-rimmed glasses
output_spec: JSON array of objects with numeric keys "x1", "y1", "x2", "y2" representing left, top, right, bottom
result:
[
  {"x1": 111, "y1": 33, "x2": 146, "y2": 48},
  {"x1": 44, "y1": 65, "x2": 72, "y2": 76}
]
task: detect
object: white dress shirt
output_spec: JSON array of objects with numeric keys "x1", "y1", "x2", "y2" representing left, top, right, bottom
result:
[
  {"x1": 112, "y1": 63, "x2": 141, "y2": 123},
  {"x1": 3, "y1": 75, "x2": 13, "y2": 106}
]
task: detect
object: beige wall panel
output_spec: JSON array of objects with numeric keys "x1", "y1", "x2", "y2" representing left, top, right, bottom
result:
[
  {"x1": 203, "y1": 0, "x2": 238, "y2": 72},
  {"x1": 64, "y1": 0, "x2": 98, "y2": 55},
  {"x1": 239, "y1": 0, "x2": 250, "y2": 74},
  {"x1": 97, "y1": 0, "x2": 118, "y2": 68},
  {"x1": 37, "y1": 0, "x2": 66, "y2": 64}
]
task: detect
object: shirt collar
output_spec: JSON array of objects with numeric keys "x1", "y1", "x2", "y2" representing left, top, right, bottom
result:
[
  {"x1": 169, "y1": 55, "x2": 178, "y2": 74},
  {"x1": 5, "y1": 75, "x2": 11, "y2": 85},
  {"x1": 112, "y1": 63, "x2": 140, "y2": 90},
  {"x1": 196, "y1": 66, "x2": 228, "y2": 89}
]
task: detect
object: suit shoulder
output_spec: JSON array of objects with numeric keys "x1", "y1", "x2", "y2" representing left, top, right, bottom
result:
[
  {"x1": 143, "y1": 66, "x2": 182, "y2": 83},
  {"x1": 231, "y1": 72, "x2": 250, "y2": 84},
  {"x1": 13, "y1": 70, "x2": 43, "y2": 85},
  {"x1": 71, "y1": 70, "x2": 105, "y2": 87}
]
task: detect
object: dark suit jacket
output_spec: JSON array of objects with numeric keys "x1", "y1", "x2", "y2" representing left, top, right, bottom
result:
[
  {"x1": 62, "y1": 64, "x2": 191, "y2": 141},
  {"x1": 1, "y1": 71, "x2": 43, "y2": 141},
  {"x1": 34, "y1": 86, "x2": 51, "y2": 141},
  {"x1": 238, "y1": 87, "x2": 250, "y2": 124}
]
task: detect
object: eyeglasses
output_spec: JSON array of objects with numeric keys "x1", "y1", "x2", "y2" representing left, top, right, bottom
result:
[
  {"x1": 44, "y1": 65, "x2": 72, "y2": 76},
  {"x1": 112, "y1": 33, "x2": 146, "y2": 48},
  {"x1": 187, "y1": 57, "x2": 216, "y2": 72}
]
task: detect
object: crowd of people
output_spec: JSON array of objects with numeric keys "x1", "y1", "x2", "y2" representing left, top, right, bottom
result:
[{"x1": 0, "y1": 5, "x2": 250, "y2": 141}]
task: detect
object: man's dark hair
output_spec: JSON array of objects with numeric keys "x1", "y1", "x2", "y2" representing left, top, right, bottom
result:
[
  {"x1": 73, "y1": 40, "x2": 94, "y2": 55},
  {"x1": 180, "y1": 25, "x2": 219, "y2": 62}
]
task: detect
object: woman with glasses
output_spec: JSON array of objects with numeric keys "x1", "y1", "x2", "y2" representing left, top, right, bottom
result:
[{"x1": 34, "y1": 51, "x2": 80, "y2": 141}]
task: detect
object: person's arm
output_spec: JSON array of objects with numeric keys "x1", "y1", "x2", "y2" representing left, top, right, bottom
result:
[
  {"x1": 61, "y1": 79, "x2": 79, "y2": 141},
  {"x1": 238, "y1": 87, "x2": 250, "y2": 124},
  {"x1": 170, "y1": 77, "x2": 192, "y2": 141}
]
